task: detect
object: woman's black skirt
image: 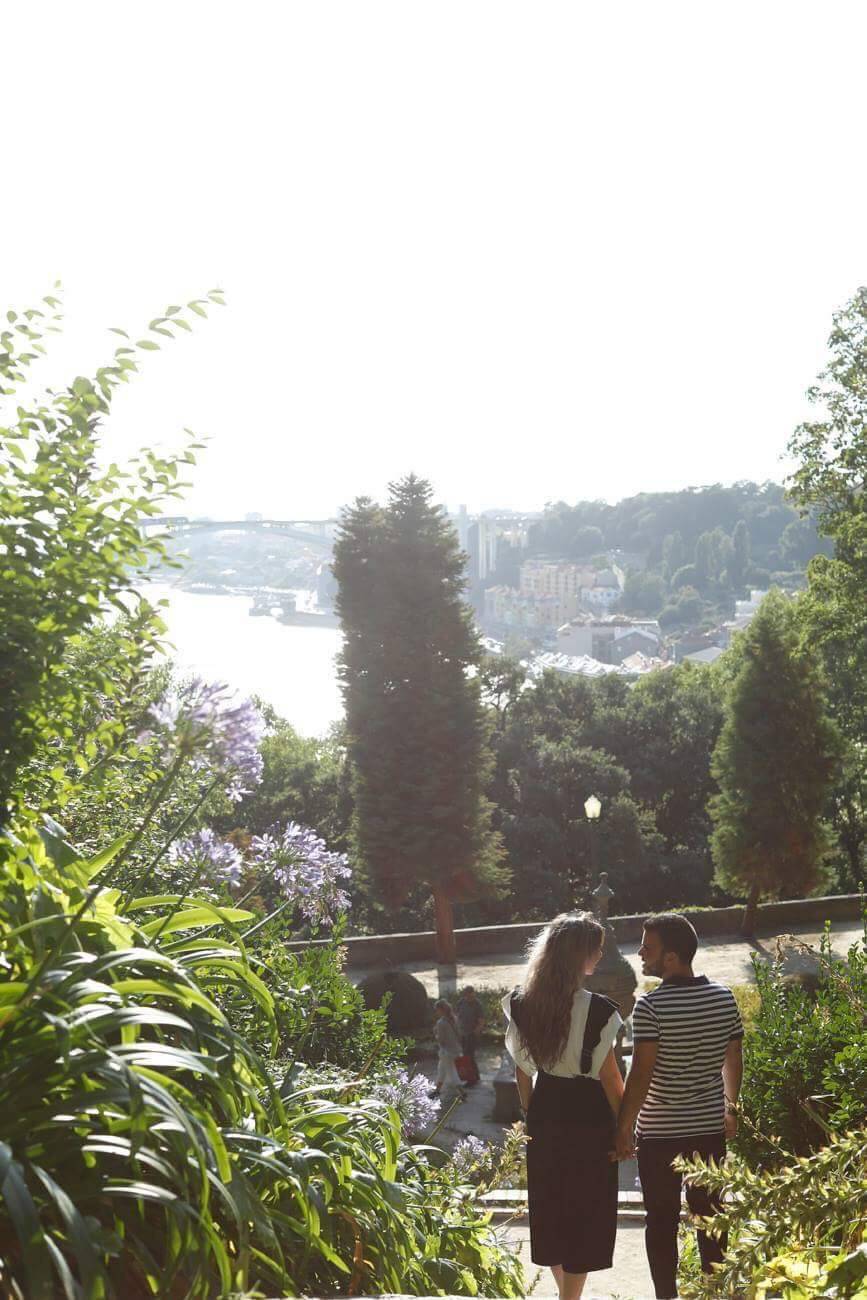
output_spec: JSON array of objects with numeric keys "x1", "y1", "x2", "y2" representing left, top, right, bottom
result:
[{"x1": 525, "y1": 1070, "x2": 618, "y2": 1274}]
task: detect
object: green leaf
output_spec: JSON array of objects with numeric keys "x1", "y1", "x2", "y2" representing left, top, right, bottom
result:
[
  {"x1": 109, "y1": 977, "x2": 226, "y2": 1021},
  {"x1": 0, "y1": 1143, "x2": 53, "y2": 1296},
  {"x1": 136, "y1": 340, "x2": 161, "y2": 351},
  {"x1": 139, "y1": 906, "x2": 254, "y2": 938},
  {"x1": 77, "y1": 832, "x2": 130, "y2": 880},
  {"x1": 124, "y1": 894, "x2": 185, "y2": 911}
]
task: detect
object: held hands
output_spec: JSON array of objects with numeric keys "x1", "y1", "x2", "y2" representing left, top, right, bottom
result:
[{"x1": 612, "y1": 1120, "x2": 635, "y2": 1162}]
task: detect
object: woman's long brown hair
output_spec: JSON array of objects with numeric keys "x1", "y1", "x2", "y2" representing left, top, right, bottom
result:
[{"x1": 513, "y1": 911, "x2": 604, "y2": 1069}]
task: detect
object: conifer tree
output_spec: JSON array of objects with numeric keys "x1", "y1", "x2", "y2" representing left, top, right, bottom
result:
[
  {"x1": 333, "y1": 475, "x2": 506, "y2": 961},
  {"x1": 710, "y1": 590, "x2": 840, "y2": 934}
]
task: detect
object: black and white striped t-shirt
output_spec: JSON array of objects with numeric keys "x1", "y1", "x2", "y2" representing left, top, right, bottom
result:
[{"x1": 632, "y1": 975, "x2": 743, "y2": 1139}]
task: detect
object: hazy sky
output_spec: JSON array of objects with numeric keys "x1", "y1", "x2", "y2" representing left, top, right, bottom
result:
[{"x1": 4, "y1": 2, "x2": 866, "y2": 519}]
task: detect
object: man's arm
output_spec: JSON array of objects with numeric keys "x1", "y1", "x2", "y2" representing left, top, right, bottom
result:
[
  {"x1": 722, "y1": 1036, "x2": 743, "y2": 1139},
  {"x1": 516, "y1": 1065, "x2": 533, "y2": 1114},
  {"x1": 614, "y1": 1041, "x2": 658, "y2": 1159}
]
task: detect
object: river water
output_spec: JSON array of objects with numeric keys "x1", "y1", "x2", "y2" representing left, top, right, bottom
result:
[{"x1": 148, "y1": 585, "x2": 344, "y2": 736}]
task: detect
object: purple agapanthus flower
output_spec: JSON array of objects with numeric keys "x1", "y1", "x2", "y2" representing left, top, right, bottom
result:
[
  {"x1": 143, "y1": 676, "x2": 265, "y2": 801},
  {"x1": 450, "y1": 1134, "x2": 490, "y2": 1178},
  {"x1": 249, "y1": 821, "x2": 351, "y2": 925},
  {"x1": 168, "y1": 827, "x2": 244, "y2": 886},
  {"x1": 369, "y1": 1069, "x2": 440, "y2": 1140}
]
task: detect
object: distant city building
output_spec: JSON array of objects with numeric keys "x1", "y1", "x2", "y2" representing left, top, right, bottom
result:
[
  {"x1": 578, "y1": 567, "x2": 623, "y2": 610},
  {"x1": 682, "y1": 645, "x2": 726, "y2": 666},
  {"x1": 480, "y1": 558, "x2": 629, "y2": 636},
  {"x1": 519, "y1": 559, "x2": 596, "y2": 602},
  {"x1": 484, "y1": 585, "x2": 564, "y2": 629},
  {"x1": 673, "y1": 631, "x2": 719, "y2": 663},
  {"x1": 530, "y1": 649, "x2": 667, "y2": 680},
  {"x1": 556, "y1": 615, "x2": 661, "y2": 663},
  {"x1": 459, "y1": 513, "x2": 534, "y2": 588}
]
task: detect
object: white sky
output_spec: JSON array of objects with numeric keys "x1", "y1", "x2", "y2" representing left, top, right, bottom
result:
[{"x1": 3, "y1": 2, "x2": 865, "y2": 519}]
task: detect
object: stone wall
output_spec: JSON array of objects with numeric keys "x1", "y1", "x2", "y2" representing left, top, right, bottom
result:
[{"x1": 286, "y1": 892, "x2": 865, "y2": 968}]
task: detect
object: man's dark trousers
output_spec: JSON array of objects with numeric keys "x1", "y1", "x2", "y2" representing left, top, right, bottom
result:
[
  {"x1": 637, "y1": 1134, "x2": 727, "y2": 1299},
  {"x1": 461, "y1": 1031, "x2": 477, "y2": 1060}
]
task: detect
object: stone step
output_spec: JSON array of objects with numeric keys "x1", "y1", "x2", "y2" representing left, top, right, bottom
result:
[{"x1": 481, "y1": 1189, "x2": 646, "y2": 1208}]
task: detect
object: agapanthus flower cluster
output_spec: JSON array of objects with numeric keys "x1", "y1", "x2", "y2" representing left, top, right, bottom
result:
[
  {"x1": 368, "y1": 1068, "x2": 440, "y2": 1140},
  {"x1": 450, "y1": 1134, "x2": 492, "y2": 1179},
  {"x1": 249, "y1": 821, "x2": 351, "y2": 926},
  {"x1": 143, "y1": 676, "x2": 265, "y2": 801},
  {"x1": 168, "y1": 827, "x2": 243, "y2": 887}
]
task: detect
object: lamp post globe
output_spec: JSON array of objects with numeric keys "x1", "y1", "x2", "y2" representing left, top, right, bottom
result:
[{"x1": 584, "y1": 794, "x2": 602, "y2": 821}]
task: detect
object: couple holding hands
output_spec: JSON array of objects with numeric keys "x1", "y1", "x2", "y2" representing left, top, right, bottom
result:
[{"x1": 503, "y1": 911, "x2": 743, "y2": 1300}]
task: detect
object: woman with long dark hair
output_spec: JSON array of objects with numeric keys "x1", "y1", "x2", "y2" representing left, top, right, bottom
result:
[{"x1": 502, "y1": 911, "x2": 624, "y2": 1300}]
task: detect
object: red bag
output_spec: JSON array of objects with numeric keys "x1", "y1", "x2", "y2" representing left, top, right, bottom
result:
[{"x1": 455, "y1": 1054, "x2": 480, "y2": 1085}]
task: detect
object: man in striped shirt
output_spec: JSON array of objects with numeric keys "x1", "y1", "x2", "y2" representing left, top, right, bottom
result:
[{"x1": 614, "y1": 913, "x2": 743, "y2": 1299}]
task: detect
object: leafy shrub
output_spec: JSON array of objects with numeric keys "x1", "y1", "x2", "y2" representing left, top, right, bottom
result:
[
  {"x1": 823, "y1": 1038, "x2": 867, "y2": 1133},
  {"x1": 459, "y1": 983, "x2": 513, "y2": 1041},
  {"x1": 0, "y1": 807, "x2": 525, "y2": 1296},
  {"x1": 736, "y1": 929, "x2": 867, "y2": 1163},
  {"x1": 239, "y1": 937, "x2": 408, "y2": 1072},
  {"x1": 678, "y1": 1127, "x2": 867, "y2": 1298},
  {"x1": 0, "y1": 289, "x2": 525, "y2": 1297}
]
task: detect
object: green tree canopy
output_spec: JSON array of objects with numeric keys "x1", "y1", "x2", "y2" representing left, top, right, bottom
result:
[
  {"x1": 788, "y1": 286, "x2": 867, "y2": 887},
  {"x1": 710, "y1": 590, "x2": 840, "y2": 931}
]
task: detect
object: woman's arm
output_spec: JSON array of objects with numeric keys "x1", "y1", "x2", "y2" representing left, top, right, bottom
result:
[
  {"x1": 516, "y1": 1065, "x2": 533, "y2": 1114},
  {"x1": 599, "y1": 1048, "x2": 624, "y2": 1116}
]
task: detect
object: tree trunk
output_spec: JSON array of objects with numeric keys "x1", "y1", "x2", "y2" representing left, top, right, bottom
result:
[
  {"x1": 433, "y1": 886, "x2": 457, "y2": 965},
  {"x1": 741, "y1": 880, "x2": 761, "y2": 937}
]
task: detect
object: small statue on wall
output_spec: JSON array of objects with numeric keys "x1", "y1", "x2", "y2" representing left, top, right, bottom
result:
[{"x1": 591, "y1": 871, "x2": 613, "y2": 923}]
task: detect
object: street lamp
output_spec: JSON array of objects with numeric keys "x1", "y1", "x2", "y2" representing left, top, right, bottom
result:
[{"x1": 584, "y1": 794, "x2": 601, "y2": 888}]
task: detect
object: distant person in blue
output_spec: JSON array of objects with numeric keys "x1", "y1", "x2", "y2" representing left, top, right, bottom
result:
[
  {"x1": 615, "y1": 913, "x2": 744, "y2": 1299},
  {"x1": 503, "y1": 912, "x2": 624, "y2": 1300}
]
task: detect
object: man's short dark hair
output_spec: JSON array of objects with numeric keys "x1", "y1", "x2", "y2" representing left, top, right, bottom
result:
[{"x1": 643, "y1": 913, "x2": 698, "y2": 964}]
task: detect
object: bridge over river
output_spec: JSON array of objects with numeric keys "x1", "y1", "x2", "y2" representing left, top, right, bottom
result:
[{"x1": 141, "y1": 515, "x2": 338, "y2": 550}]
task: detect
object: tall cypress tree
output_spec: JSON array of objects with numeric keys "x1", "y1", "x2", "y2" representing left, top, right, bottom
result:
[
  {"x1": 709, "y1": 590, "x2": 840, "y2": 934},
  {"x1": 333, "y1": 475, "x2": 506, "y2": 961}
]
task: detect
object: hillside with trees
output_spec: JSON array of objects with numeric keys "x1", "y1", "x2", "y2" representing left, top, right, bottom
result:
[{"x1": 484, "y1": 481, "x2": 834, "y2": 634}]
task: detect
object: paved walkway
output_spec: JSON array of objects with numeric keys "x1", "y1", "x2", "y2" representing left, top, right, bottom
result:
[
  {"x1": 505, "y1": 1217, "x2": 653, "y2": 1299},
  {"x1": 353, "y1": 919, "x2": 864, "y2": 1000}
]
